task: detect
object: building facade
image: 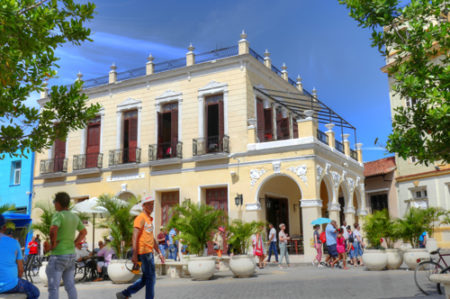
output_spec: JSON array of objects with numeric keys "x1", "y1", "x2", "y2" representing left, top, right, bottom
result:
[
  {"x1": 0, "y1": 151, "x2": 35, "y2": 247},
  {"x1": 33, "y1": 32, "x2": 366, "y2": 260},
  {"x1": 364, "y1": 156, "x2": 398, "y2": 218}
]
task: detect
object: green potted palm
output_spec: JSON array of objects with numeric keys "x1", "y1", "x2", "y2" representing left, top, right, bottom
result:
[
  {"x1": 399, "y1": 207, "x2": 445, "y2": 270},
  {"x1": 168, "y1": 201, "x2": 224, "y2": 280},
  {"x1": 32, "y1": 202, "x2": 55, "y2": 283},
  {"x1": 227, "y1": 219, "x2": 263, "y2": 277},
  {"x1": 97, "y1": 194, "x2": 139, "y2": 283},
  {"x1": 362, "y1": 210, "x2": 389, "y2": 270}
]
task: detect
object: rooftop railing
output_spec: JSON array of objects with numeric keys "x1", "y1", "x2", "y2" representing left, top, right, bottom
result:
[
  {"x1": 317, "y1": 129, "x2": 329, "y2": 145},
  {"x1": 335, "y1": 140, "x2": 344, "y2": 154}
]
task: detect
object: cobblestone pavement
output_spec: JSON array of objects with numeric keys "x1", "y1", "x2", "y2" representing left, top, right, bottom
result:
[{"x1": 35, "y1": 264, "x2": 445, "y2": 299}]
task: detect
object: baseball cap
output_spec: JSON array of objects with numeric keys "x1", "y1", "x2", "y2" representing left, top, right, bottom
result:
[
  {"x1": 141, "y1": 196, "x2": 154, "y2": 204},
  {"x1": 0, "y1": 215, "x2": 5, "y2": 227}
]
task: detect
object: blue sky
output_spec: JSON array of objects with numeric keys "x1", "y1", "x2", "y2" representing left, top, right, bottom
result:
[{"x1": 38, "y1": 0, "x2": 393, "y2": 162}]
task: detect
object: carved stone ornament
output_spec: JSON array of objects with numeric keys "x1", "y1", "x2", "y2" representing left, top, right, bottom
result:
[
  {"x1": 289, "y1": 165, "x2": 307, "y2": 183},
  {"x1": 329, "y1": 202, "x2": 341, "y2": 211},
  {"x1": 356, "y1": 176, "x2": 361, "y2": 187},
  {"x1": 272, "y1": 161, "x2": 281, "y2": 173},
  {"x1": 359, "y1": 183, "x2": 365, "y2": 192},
  {"x1": 250, "y1": 168, "x2": 266, "y2": 186},
  {"x1": 346, "y1": 177, "x2": 355, "y2": 192},
  {"x1": 316, "y1": 165, "x2": 323, "y2": 182},
  {"x1": 324, "y1": 163, "x2": 331, "y2": 175},
  {"x1": 330, "y1": 171, "x2": 341, "y2": 189},
  {"x1": 341, "y1": 170, "x2": 347, "y2": 182}
]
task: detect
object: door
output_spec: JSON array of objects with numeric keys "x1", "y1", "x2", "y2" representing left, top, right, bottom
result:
[
  {"x1": 256, "y1": 99, "x2": 264, "y2": 142},
  {"x1": 206, "y1": 187, "x2": 228, "y2": 254},
  {"x1": 123, "y1": 110, "x2": 137, "y2": 162},
  {"x1": 54, "y1": 138, "x2": 66, "y2": 172},
  {"x1": 265, "y1": 197, "x2": 289, "y2": 235},
  {"x1": 161, "y1": 191, "x2": 179, "y2": 227},
  {"x1": 86, "y1": 117, "x2": 100, "y2": 168},
  {"x1": 205, "y1": 95, "x2": 224, "y2": 153}
]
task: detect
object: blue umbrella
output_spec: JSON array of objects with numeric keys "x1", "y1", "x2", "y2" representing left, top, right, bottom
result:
[{"x1": 311, "y1": 217, "x2": 331, "y2": 225}]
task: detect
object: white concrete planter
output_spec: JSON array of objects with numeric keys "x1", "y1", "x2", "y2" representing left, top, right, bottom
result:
[
  {"x1": 0, "y1": 293, "x2": 26, "y2": 299},
  {"x1": 430, "y1": 274, "x2": 450, "y2": 298},
  {"x1": 403, "y1": 248, "x2": 430, "y2": 270},
  {"x1": 107, "y1": 259, "x2": 135, "y2": 284},
  {"x1": 186, "y1": 256, "x2": 216, "y2": 281},
  {"x1": 386, "y1": 249, "x2": 403, "y2": 270},
  {"x1": 362, "y1": 249, "x2": 387, "y2": 271},
  {"x1": 39, "y1": 261, "x2": 48, "y2": 284},
  {"x1": 229, "y1": 255, "x2": 256, "y2": 278}
]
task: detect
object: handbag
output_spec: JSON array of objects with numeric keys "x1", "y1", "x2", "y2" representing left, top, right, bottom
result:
[{"x1": 254, "y1": 235, "x2": 263, "y2": 256}]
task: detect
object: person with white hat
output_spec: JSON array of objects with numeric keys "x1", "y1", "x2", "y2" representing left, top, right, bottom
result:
[{"x1": 116, "y1": 196, "x2": 165, "y2": 299}]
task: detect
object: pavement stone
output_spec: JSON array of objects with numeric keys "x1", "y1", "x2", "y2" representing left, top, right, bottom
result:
[{"x1": 33, "y1": 264, "x2": 446, "y2": 299}]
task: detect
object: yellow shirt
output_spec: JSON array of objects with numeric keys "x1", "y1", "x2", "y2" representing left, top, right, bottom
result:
[{"x1": 134, "y1": 212, "x2": 155, "y2": 255}]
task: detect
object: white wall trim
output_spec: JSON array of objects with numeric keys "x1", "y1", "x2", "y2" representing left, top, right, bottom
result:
[{"x1": 198, "y1": 81, "x2": 229, "y2": 137}]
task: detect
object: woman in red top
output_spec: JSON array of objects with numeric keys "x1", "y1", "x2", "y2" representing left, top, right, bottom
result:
[{"x1": 332, "y1": 228, "x2": 349, "y2": 269}]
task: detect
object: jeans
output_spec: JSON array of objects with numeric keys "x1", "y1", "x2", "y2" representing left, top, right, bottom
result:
[
  {"x1": 168, "y1": 244, "x2": 177, "y2": 260},
  {"x1": 268, "y1": 241, "x2": 278, "y2": 262},
  {"x1": 3, "y1": 278, "x2": 40, "y2": 299},
  {"x1": 279, "y1": 242, "x2": 289, "y2": 265},
  {"x1": 46, "y1": 254, "x2": 77, "y2": 299},
  {"x1": 122, "y1": 253, "x2": 156, "y2": 299},
  {"x1": 353, "y1": 241, "x2": 363, "y2": 257},
  {"x1": 158, "y1": 244, "x2": 167, "y2": 258}
]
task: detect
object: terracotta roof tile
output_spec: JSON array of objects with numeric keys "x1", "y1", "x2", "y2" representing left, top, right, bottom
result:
[{"x1": 364, "y1": 156, "x2": 396, "y2": 177}]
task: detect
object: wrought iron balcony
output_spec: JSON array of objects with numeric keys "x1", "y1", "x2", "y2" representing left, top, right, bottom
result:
[
  {"x1": 335, "y1": 140, "x2": 344, "y2": 153},
  {"x1": 73, "y1": 153, "x2": 103, "y2": 170},
  {"x1": 40, "y1": 158, "x2": 68, "y2": 174},
  {"x1": 108, "y1": 148, "x2": 141, "y2": 166},
  {"x1": 193, "y1": 135, "x2": 229, "y2": 156},
  {"x1": 148, "y1": 142, "x2": 182, "y2": 161},
  {"x1": 350, "y1": 149, "x2": 358, "y2": 161},
  {"x1": 317, "y1": 129, "x2": 329, "y2": 145}
]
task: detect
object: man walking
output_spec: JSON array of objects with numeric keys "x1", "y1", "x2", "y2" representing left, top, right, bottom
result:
[
  {"x1": 168, "y1": 227, "x2": 178, "y2": 260},
  {"x1": 117, "y1": 196, "x2": 165, "y2": 299},
  {"x1": 47, "y1": 192, "x2": 87, "y2": 299},
  {"x1": 267, "y1": 223, "x2": 278, "y2": 263},
  {"x1": 0, "y1": 215, "x2": 40, "y2": 298},
  {"x1": 325, "y1": 220, "x2": 338, "y2": 267}
]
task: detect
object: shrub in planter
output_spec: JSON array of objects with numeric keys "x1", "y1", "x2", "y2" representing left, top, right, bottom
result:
[
  {"x1": 362, "y1": 210, "x2": 389, "y2": 270},
  {"x1": 168, "y1": 202, "x2": 225, "y2": 280},
  {"x1": 227, "y1": 220, "x2": 264, "y2": 278}
]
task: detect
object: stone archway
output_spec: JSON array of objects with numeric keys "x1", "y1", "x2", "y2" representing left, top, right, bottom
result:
[
  {"x1": 319, "y1": 176, "x2": 333, "y2": 218},
  {"x1": 257, "y1": 173, "x2": 303, "y2": 252}
]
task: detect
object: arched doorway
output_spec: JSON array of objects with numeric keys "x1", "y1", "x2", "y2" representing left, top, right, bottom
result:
[
  {"x1": 257, "y1": 174, "x2": 302, "y2": 253},
  {"x1": 320, "y1": 180, "x2": 330, "y2": 218}
]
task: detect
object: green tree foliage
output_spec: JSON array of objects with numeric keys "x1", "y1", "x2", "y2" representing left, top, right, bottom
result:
[
  {"x1": 363, "y1": 209, "x2": 401, "y2": 248},
  {"x1": 31, "y1": 202, "x2": 55, "y2": 242},
  {"x1": 97, "y1": 194, "x2": 138, "y2": 259},
  {"x1": 0, "y1": 203, "x2": 15, "y2": 214},
  {"x1": 397, "y1": 207, "x2": 446, "y2": 247},
  {"x1": 168, "y1": 201, "x2": 225, "y2": 256},
  {"x1": 227, "y1": 219, "x2": 265, "y2": 255},
  {"x1": 0, "y1": 0, "x2": 100, "y2": 158},
  {"x1": 338, "y1": 0, "x2": 449, "y2": 165}
]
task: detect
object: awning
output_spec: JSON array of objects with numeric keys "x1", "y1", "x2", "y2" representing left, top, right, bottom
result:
[{"x1": 3, "y1": 212, "x2": 32, "y2": 227}]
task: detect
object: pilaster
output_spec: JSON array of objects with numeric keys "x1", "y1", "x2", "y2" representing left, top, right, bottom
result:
[
  {"x1": 186, "y1": 43, "x2": 195, "y2": 67},
  {"x1": 297, "y1": 110, "x2": 317, "y2": 138},
  {"x1": 356, "y1": 143, "x2": 363, "y2": 163},
  {"x1": 343, "y1": 133, "x2": 350, "y2": 156},
  {"x1": 325, "y1": 123, "x2": 335, "y2": 148},
  {"x1": 300, "y1": 199, "x2": 322, "y2": 261},
  {"x1": 247, "y1": 118, "x2": 257, "y2": 144},
  {"x1": 146, "y1": 54, "x2": 154, "y2": 75},
  {"x1": 109, "y1": 63, "x2": 117, "y2": 84},
  {"x1": 264, "y1": 49, "x2": 271, "y2": 69},
  {"x1": 296, "y1": 75, "x2": 303, "y2": 94},
  {"x1": 281, "y1": 63, "x2": 288, "y2": 81}
]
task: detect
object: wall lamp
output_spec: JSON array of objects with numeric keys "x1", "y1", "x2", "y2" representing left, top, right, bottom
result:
[{"x1": 235, "y1": 194, "x2": 243, "y2": 206}]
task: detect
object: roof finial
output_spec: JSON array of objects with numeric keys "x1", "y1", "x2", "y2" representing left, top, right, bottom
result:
[
  {"x1": 147, "y1": 53, "x2": 154, "y2": 62},
  {"x1": 76, "y1": 71, "x2": 83, "y2": 81},
  {"x1": 240, "y1": 30, "x2": 247, "y2": 40},
  {"x1": 110, "y1": 63, "x2": 117, "y2": 71}
]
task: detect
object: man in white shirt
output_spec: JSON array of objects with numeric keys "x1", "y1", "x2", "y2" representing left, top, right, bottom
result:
[
  {"x1": 267, "y1": 223, "x2": 278, "y2": 263},
  {"x1": 75, "y1": 243, "x2": 90, "y2": 267}
]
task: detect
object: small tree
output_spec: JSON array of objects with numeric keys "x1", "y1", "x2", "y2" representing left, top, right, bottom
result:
[
  {"x1": 227, "y1": 219, "x2": 264, "y2": 255},
  {"x1": 168, "y1": 201, "x2": 225, "y2": 256},
  {"x1": 97, "y1": 194, "x2": 138, "y2": 259},
  {"x1": 32, "y1": 202, "x2": 55, "y2": 243}
]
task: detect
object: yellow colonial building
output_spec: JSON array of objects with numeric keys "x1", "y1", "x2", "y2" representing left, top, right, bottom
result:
[{"x1": 33, "y1": 32, "x2": 366, "y2": 260}]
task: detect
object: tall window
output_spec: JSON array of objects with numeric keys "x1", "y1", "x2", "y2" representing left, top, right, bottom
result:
[
  {"x1": 123, "y1": 110, "x2": 138, "y2": 163},
  {"x1": 370, "y1": 194, "x2": 388, "y2": 212},
  {"x1": 157, "y1": 102, "x2": 178, "y2": 158},
  {"x1": 276, "y1": 107, "x2": 289, "y2": 140},
  {"x1": 205, "y1": 94, "x2": 224, "y2": 152},
  {"x1": 256, "y1": 98, "x2": 273, "y2": 142},
  {"x1": 53, "y1": 129, "x2": 66, "y2": 172},
  {"x1": 86, "y1": 116, "x2": 101, "y2": 167},
  {"x1": 10, "y1": 161, "x2": 21, "y2": 185}
]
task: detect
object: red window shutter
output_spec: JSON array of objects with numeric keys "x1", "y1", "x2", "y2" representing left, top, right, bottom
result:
[
  {"x1": 264, "y1": 108, "x2": 273, "y2": 141},
  {"x1": 276, "y1": 110, "x2": 282, "y2": 139},
  {"x1": 86, "y1": 122, "x2": 100, "y2": 167},
  {"x1": 293, "y1": 118, "x2": 299, "y2": 138},
  {"x1": 218, "y1": 100, "x2": 224, "y2": 139},
  {"x1": 256, "y1": 99, "x2": 264, "y2": 142},
  {"x1": 54, "y1": 138, "x2": 65, "y2": 172},
  {"x1": 281, "y1": 118, "x2": 289, "y2": 139},
  {"x1": 128, "y1": 117, "x2": 137, "y2": 162},
  {"x1": 171, "y1": 107, "x2": 178, "y2": 147}
]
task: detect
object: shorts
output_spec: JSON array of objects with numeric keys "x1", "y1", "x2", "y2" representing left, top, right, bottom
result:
[{"x1": 327, "y1": 244, "x2": 338, "y2": 258}]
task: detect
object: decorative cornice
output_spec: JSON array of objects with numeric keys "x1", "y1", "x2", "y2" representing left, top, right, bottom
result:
[
  {"x1": 198, "y1": 80, "x2": 228, "y2": 93},
  {"x1": 330, "y1": 171, "x2": 341, "y2": 189},
  {"x1": 117, "y1": 97, "x2": 142, "y2": 112},
  {"x1": 155, "y1": 89, "x2": 182, "y2": 101},
  {"x1": 300, "y1": 199, "x2": 322, "y2": 208}
]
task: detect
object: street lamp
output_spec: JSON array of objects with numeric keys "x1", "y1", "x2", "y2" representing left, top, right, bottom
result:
[{"x1": 234, "y1": 194, "x2": 243, "y2": 207}]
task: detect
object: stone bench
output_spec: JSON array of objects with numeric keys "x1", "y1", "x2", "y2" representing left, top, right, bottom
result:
[
  {"x1": 216, "y1": 256, "x2": 230, "y2": 272},
  {"x1": 0, "y1": 294, "x2": 27, "y2": 299},
  {"x1": 430, "y1": 274, "x2": 450, "y2": 299},
  {"x1": 165, "y1": 261, "x2": 189, "y2": 279}
]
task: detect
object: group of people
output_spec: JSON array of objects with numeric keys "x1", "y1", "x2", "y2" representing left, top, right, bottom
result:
[
  {"x1": 75, "y1": 237, "x2": 116, "y2": 281},
  {"x1": 313, "y1": 220, "x2": 365, "y2": 269},
  {"x1": 253, "y1": 223, "x2": 292, "y2": 268},
  {"x1": 156, "y1": 226, "x2": 180, "y2": 260}
]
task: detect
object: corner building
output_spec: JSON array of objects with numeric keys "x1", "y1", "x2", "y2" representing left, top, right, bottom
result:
[{"x1": 33, "y1": 32, "x2": 366, "y2": 261}]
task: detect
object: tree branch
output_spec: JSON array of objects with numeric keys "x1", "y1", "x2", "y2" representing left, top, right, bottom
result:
[{"x1": 19, "y1": 0, "x2": 50, "y2": 14}]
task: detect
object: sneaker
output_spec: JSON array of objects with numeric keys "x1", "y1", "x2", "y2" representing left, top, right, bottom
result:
[{"x1": 116, "y1": 292, "x2": 128, "y2": 299}]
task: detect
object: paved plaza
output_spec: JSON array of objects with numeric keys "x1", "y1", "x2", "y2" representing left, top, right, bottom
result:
[{"x1": 34, "y1": 264, "x2": 445, "y2": 299}]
